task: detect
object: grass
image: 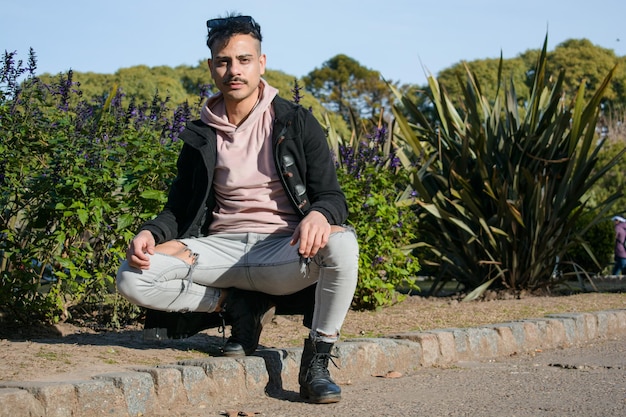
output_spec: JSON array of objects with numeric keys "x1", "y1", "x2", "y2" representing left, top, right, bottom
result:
[{"x1": 35, "y1": 349, "x2": 71, "y2": 364}]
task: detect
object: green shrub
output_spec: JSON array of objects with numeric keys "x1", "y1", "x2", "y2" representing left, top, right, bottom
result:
[{"x1": 334, "y1": 124, "x2": 421, "y2": 309}]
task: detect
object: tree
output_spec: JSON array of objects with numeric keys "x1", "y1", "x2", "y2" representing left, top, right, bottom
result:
[
  {"x1": 548, "y1": 39, "x2": 620, "y2": 102},
  {"x1": 436, "y1": 57, "x2": 530, "y2": 107},
  {"x1": 303, "y1": 54, "x2": 394, "y2": 123}
]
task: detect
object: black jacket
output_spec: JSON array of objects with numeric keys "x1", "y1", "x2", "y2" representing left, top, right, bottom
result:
[{"x1": 141, "y1": 96, "x2": 348, "y2": 244}]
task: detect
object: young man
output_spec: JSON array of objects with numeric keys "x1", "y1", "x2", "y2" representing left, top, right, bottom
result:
[{"x1": 116, "y1": 13, "x2": 359, "y2": 404}]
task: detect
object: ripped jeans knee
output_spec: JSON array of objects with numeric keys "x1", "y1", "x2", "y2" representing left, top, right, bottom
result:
[
  {"x1": 154, "y1": 240, "x2": 198, "y2": 265},
  {"x1": 153, "y1": 240, "x2": 200, "y2": 284},
  {"x1": 116, "y1": 240, "x2": 220, "y2": 313}
]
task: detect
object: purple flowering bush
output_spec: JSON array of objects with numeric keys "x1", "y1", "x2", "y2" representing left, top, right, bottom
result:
[
  {"x1": 335, "y1": 125, "x2": 421, "y2": 309},
  {"x1": 0, "y1": 50, "x2": 196, "y2": 324}
]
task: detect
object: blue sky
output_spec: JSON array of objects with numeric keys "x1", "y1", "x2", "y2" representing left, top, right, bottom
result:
[{"x1": 2, "y1": 0, "x2": 625, "y2": 86}]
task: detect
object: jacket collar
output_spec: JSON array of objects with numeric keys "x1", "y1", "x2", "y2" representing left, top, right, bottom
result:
[{"x1": 181, "y1": 96, "x2": 301, "y2": 149}]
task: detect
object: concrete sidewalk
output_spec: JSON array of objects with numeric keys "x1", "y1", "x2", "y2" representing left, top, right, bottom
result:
[{"x1": 1, "y1": 309, "x2": 625, "y2": 417}]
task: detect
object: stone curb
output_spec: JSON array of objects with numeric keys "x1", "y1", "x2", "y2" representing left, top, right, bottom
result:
[{"x1": 1, "y1": 309, "x2": 625, "y2": 416}]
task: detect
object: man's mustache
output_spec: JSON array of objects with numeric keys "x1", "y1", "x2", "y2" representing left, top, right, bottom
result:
[{"x1": 225, "y1": 77, "x2": 247, "y2": 84}]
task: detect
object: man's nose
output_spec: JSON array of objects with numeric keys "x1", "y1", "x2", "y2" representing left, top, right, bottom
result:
[{"x1": 227, "y1": 62, "x2": 242, "y2": 76}]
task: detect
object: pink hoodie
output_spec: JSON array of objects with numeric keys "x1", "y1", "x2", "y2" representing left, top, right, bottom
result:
[{"x1": 199, "y1": 79, "x2": 300, "y2": 234}]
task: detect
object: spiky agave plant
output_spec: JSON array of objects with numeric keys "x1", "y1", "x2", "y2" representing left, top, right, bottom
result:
[{"x1": 391, "y1": 37, "x2": 625, "y2": 296}]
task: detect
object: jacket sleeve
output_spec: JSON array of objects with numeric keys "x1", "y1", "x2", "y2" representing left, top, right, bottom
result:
[{"x1": 299, "y1": 109, "x2": 349, "y2": 225}]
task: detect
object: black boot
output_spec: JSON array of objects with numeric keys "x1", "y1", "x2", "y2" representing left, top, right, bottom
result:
[
  {"x1": 298, "y1": 337, "x2": 342, "y2": 403},
  {"x1": 220, "y1": 289, "x2": 273, "y2": 357}
]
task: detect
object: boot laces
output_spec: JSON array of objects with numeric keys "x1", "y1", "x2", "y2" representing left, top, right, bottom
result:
[
  {"x1": 308, "y1": 352, "x2": 339, "y2": 379},
  {"x1": 218, "y1": 312, "x2": 227, "y2": 345}
]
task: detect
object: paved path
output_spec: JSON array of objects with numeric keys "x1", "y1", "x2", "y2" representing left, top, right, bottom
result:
[{"x1": 211, "y1": 335, "x2": 625, "y2": 417}]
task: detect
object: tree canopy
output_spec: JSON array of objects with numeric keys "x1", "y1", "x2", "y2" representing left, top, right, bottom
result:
[
  {"x1": 303, "y1": 54, "x2": 396, "y2": 123},
  {"x1": 34, "y1": 37, "x2": 626, "y2": 128},
  {"x1": 436, "y1": 38, "x2": 626, "y2": 106}
]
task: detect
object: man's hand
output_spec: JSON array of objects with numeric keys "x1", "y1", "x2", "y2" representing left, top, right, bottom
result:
[
  {"x1": 290, "y1": 211, "x2": 331, "y2": 258},
  {"x1": 126, "y1": 230, "x2": 156, "y2": 270}
]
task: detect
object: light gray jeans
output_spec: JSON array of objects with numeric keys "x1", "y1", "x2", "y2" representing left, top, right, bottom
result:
[{"x1": 116, "y1": 228, "x2": 359, "y2": 341}]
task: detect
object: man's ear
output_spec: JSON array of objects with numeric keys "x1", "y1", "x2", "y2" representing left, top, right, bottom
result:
[{"x1": 259, "y1": 54, "x2": 266, "y2": 75}]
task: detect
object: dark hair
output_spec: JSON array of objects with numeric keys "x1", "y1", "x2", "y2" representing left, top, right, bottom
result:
[{"x1": 206, "y1": 13, "x2": 262, "y2": 52}]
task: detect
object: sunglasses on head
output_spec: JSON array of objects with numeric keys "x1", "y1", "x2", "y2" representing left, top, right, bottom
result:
[{"x1": 206, "y1": 16, "x2": 256, "y2": 31}]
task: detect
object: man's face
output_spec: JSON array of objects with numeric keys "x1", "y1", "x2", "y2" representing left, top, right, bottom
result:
[{"x1": 208, "y1": 34, "x2": 266, "y2": 105}]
